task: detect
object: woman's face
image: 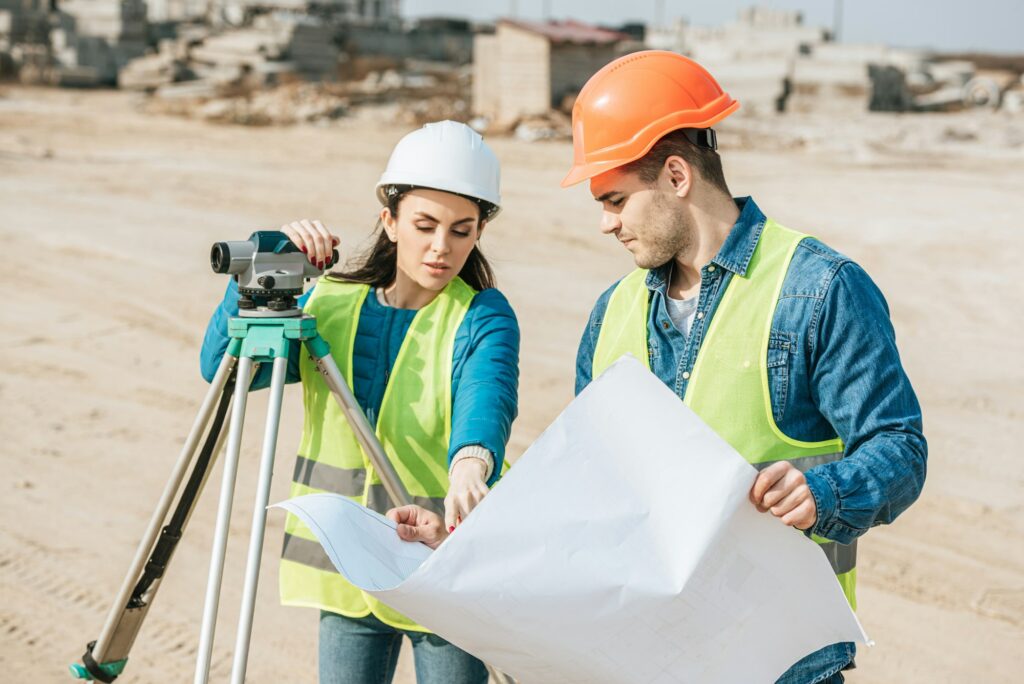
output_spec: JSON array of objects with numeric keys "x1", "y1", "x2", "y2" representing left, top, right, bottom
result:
[{"x1": 382, "y1": 188, "x2": 484, "y2": 293}]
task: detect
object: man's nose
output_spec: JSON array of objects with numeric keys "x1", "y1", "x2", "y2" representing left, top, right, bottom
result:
[{"x1": 600, "y1": 210, "x2": 622, "y2": 235}]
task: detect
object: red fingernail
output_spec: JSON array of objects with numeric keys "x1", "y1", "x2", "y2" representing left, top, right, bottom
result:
[
  {"x1": 448, "y1": 526, "x2": 455, "y2": 533},
  {"x1": 318, "y1": 260, "x2": 325, "y2": 269},
  {"x1": 300, "y1": 245, "x2": 307, "y2": 253}
]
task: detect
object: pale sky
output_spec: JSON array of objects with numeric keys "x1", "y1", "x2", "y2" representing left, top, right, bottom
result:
[{"x1": 403, "y1": 0, "x2": 1024, "y2": 54}]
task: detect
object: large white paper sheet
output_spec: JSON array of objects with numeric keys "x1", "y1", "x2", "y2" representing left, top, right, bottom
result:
[{"x1": 273, "y1": 356, "x2": 869, "y2": 683}]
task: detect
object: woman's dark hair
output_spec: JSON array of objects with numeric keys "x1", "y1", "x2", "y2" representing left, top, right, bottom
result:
[{"x1": 327, "y1": 185, "x2": 497, "y2": 291}]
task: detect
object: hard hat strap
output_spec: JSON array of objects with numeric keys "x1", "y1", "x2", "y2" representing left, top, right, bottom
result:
[{"x1": 681, "y1": 128, "x2": 718, "y2": 151}]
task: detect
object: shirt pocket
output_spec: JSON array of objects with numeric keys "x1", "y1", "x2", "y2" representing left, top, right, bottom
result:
[
  {"x1": 647, "y1": 338, "x2": 660, "y2": 363},
  {"x1": 767, "y1": 331, "x2": 795, "y2": 424}
]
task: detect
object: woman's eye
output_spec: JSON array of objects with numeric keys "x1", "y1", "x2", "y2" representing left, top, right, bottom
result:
[
  {"x1": 452, "y1": 230, "x2": 470, "y2": 237},
  {"x1": 610, "y1": 198, "x2": 624, "y2": 208},
  {"x1": 415, "y1": 224, "x2": 435, "y2": 231}
]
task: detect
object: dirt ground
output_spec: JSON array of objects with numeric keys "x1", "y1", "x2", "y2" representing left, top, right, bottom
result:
[{"x1": 1, "y1": 86, "x2": 1021, "y2": 683}]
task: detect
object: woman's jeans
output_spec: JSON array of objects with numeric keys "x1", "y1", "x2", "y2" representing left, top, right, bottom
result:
[{"x1": 319, "y1": 610, "x2": 488, "y2": 684}]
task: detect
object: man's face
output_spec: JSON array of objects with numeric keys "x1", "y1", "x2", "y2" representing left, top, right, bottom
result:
[{"x1": 589, "y1": 166, "x2": 692, "y2": 270}]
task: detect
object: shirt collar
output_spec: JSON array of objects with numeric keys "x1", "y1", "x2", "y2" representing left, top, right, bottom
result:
[
  {"x1": 712, "y1": 196, "x2": 766, "y2": 277},
  {"x1": 644, "y1": 196, "x2": 766, "y2": 291}
]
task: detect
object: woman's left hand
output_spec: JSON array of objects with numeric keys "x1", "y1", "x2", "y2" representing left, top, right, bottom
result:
[{"x1": 445, "y1": 459, "x2": 490, "y2": 532}]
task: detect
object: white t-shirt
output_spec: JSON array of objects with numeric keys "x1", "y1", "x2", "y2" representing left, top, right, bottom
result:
[{"x1": 665, "y1": 294, "x2": 699, "y2": 338}]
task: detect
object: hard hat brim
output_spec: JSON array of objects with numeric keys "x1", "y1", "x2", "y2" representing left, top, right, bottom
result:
[
  {"x1": 376, "y1": 176, "x2": 501, "y2": 210},
  {"x1": 376, "y1": 181, "x2": 502, "y2": 221}
]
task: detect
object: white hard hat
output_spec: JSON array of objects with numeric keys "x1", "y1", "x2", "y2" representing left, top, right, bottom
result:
[{"x1": 376, "y1": 120, "x2": 502, "y2": 220}]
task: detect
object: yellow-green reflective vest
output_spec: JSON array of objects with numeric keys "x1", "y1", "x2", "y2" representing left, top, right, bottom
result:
[
  {"x1": 592, "y1": 219, "x2": 857, "y2": 609},
  {"x1": 279, "y1": 276, "x2": 476, "y2": 632}
]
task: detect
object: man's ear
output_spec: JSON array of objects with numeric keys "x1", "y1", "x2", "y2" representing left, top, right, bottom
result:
[{"x1": 663, "y1": 155, "x2": 693, "y2": 198}]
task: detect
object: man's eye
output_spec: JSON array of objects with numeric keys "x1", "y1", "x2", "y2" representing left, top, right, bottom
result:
[{"x1": 609, "y1": 198, "x2": 624, "y2": 208}]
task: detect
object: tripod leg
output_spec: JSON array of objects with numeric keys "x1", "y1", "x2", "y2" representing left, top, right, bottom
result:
[
  {"x1": 194, "y1": 355, "x2": 255, "y2": 684},
  {"x1": 307, "y1": 346, "x2": 411, "y2": 508},
  {"x1": 230, "y1": 355, "x2": 288, "y2": 684},
  {"x1": 89, "y1": 353, "x2": 239, "y2": 667}
]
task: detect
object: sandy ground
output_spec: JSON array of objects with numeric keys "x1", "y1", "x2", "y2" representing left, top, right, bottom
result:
[{"x1": 1, "y1": 86, "x2": 1022, "y2": 683}]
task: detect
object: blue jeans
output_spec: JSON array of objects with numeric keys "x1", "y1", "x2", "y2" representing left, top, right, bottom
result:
[
  {"x1": 776, "y1": 642, "x2": 854, "y2": 684},
  {"x1": 318, "y1": 611, "x2": 488, "y2": 684}
]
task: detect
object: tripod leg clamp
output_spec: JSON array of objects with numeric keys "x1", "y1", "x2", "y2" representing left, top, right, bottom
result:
[{"x1": 69, "y1": 641, "x2": 126, "y2": 682}]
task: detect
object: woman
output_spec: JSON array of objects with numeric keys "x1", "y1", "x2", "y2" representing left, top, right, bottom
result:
[{"x1": 200, "y1": 121, "x2": 519, "y2": 684}]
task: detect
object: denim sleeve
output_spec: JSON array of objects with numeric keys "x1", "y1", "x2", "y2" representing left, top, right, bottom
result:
[
  {"x1": 574, "y1": 283, "x2": 618, "y2": 396},
  {"x1": 449, "y1": 288, "x2": 520, "y2": 486},
  {"x1": 804, "y1": 262, "x2": 927, "y2": 544},
  {"x1": 198, "y1": 279, "x2": 310, "y2": 389}
]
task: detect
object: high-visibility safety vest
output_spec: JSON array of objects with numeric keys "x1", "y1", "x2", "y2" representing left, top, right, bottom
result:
[
  {"x1": 592, "y1": 219, "x2": 857, "y2": 609},
  {"x1": 279, "y1": 276, "x2": 476, "y2": 632}
]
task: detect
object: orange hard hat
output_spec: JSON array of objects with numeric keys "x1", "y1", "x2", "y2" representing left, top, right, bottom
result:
[{"x1": 561, "y1": 50, "x2": 740, "y2": 187}]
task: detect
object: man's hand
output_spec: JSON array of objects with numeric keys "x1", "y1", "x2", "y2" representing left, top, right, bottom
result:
[
  {"x1": 749, "y1": 461, "x2": 817, "y2": 530},
  {"x1": 444, "y1": 458, "x2": 490, "y2": 532},
  {"x1": 386, "y1": 505, "x2": 447, "y2": 550}
]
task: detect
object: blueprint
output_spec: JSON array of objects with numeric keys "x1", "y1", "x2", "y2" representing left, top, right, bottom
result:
[{"x1": 273, "y1": 355, "x2": 869, "y2": 683}]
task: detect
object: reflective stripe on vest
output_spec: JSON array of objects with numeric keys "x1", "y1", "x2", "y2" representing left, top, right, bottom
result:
[
  {"x1": 280, "y1": 277, "x2": 476, "y2": 631},
  {"x1": 592, "y1": 219, "x2": 856, "y2": 609}
]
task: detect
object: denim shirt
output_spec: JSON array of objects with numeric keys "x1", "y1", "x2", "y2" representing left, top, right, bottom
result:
[
  {"x1": 200, "y1": 279, "x2": 520, "y2": 484},
  {"x1": 575, "y1": 197, "x2": 927, "y2": 682}
]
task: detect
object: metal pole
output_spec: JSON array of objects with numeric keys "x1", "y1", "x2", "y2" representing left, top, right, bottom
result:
[
  {"x1": 92, "y1": 353, "x2": 237, "y2": 662},
  {"x1": 311, "y1": 351, "x2": 411, "y2": 508},
  {"x1": 230, "y1": 356, "x2": 288, "y2": 684},
  {"x1": 194, "y1": 355, "x2": 254, "y2": 684}
]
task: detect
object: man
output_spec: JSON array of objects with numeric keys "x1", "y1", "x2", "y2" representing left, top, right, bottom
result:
[
  {"x1": 394, "y1": 50, "x2": 926, "y2": 684},
  {"x1": 565, "y1": 51, "x2": 927, "y2": 683}
]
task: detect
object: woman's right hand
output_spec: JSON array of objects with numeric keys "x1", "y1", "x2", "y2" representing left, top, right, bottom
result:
[
  {"x1": 387, "y1": 505, "x2": 448, "y2": 550},
  {"x1": 280, "y1": 220, "x2": 341, "y2": 270}
]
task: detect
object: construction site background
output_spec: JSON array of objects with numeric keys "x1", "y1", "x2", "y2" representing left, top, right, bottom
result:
[
  {"x1": 1, "y1": 2, "x2": 1022, "y2": 683},
  {"x1": 1, "y1": 2, "x2": 1022, "y2": 130}
]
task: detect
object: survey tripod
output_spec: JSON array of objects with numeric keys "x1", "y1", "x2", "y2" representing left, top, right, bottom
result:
[{"x1": 71, "y1": 232, "x2": 513, "y2": 683}]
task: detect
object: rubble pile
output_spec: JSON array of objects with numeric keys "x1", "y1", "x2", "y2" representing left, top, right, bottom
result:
[
  {"x1": 647, "y1": 8, "x2": 1024, "y2": 117},
  {"x1": 143, "y1": 79, "x2": 347, "y2": 125},
  {"x1": 720, "y1": 108, "x2": 1024, "y2": 161},
  {"x1": 141, "y1": 59, "x2": 472, "y2": 127},
  {"x1": 1, "y1": 2, "x2": 1020, "y2": 133},
  {"x1": 901, "y1": 64, "x2": 1022, "y2": 113},
  {"x1": 1, "y1": 0, "x2": 53, "y2": 82},
  {"x1": 508, "y1": 111, "x2": 571, "y2": 142},
  {"x1": 355, "y1": 60, "x2": 470, "y2": 124},
  {"x1": 53, "y1": 0, "x2": 149, "y2": 85},
  {"x1": 116, "y1": 12, "x2": 340, "y2": 92},
  {"x1": 117, "y1": 41, "x2": 189, "y2": 89}
]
